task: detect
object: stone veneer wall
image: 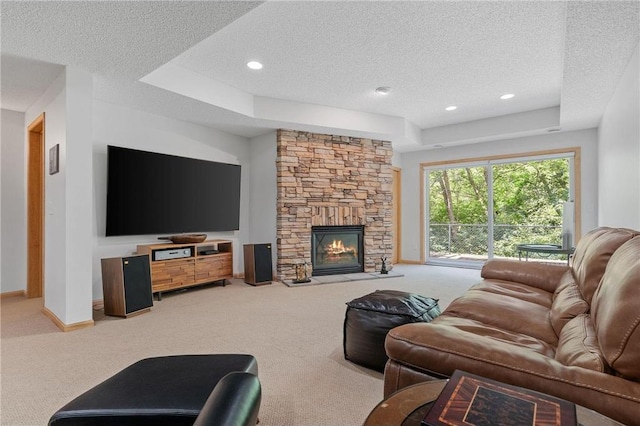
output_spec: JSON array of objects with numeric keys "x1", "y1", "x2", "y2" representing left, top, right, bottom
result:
[{"x1": 276, "y1": 129, "x2": 393, "y2": 282}]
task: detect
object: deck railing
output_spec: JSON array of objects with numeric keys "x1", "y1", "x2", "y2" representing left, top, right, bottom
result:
[{"x1": 429, "y1": 223, "x2": 564, "y2": 260}]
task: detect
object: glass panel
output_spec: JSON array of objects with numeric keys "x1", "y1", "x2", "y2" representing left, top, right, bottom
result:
[
  {"x1": 314, "y1": 232, "x2": 359, "y2": 266},
  {"x1": 428, "y1": 166, "x2": 489, "y2": 261},
  {"x1": 492, "y1": 158, "x2": 569, "y2": 262},
  {"x1": 426, "y1": 156, "x2": 572, "y2": 266}
]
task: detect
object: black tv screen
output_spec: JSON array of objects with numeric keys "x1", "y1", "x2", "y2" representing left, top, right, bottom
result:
[{"x1": 106, "y1": 145, "x2": 241, "y2": 236}]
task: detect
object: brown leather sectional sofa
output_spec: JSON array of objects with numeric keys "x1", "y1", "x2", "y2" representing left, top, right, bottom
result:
[{"x1": 385, "y1": 227, "x2": 640, "y2": 425}]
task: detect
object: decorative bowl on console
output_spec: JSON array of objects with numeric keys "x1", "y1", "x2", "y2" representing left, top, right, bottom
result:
[{"x1": 161, "y1": 234, "x2": 207, "y2": 244}]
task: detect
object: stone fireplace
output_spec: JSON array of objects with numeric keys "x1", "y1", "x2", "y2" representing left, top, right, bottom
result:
[{"x1": 276, "y1": 129, "x2": 393, "y2": 283}]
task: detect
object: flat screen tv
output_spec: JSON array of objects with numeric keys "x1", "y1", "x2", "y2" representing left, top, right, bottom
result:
[{"x1": 106, "y1": 145, "x2": 241, "y2": 236}]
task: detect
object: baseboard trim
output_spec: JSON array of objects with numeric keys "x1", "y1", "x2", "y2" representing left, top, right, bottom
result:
[
  {"x1": 0, "y1": 290, "x2": 26, "y2": 298},
  {"x1": 399, "y1": 259, "x2": 423, "y2": 265},
  {"x1": 42, "y1": 307, "x2": 95, "y2": 332},
  {"x1": 92, "y1": 299, "x2": 104, "y2": 310}
]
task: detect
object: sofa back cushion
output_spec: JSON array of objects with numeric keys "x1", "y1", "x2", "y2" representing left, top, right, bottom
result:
[
  {"x1": 591, "y1": 236, "x2": 640, "y2": 379},
  {"x1": 550, "y1": 272, "x2": 589, "y2": 336},
  {"x1": 571, "y1": 227, "x2": 639, "y2": 304},
  {"x1": 555, "y1": 313, "x2": 610, "y2": 373}
]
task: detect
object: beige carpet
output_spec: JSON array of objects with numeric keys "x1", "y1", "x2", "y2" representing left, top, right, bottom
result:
[{"x1": 0, "y1": 264, "x2": 480, "y2": 426}]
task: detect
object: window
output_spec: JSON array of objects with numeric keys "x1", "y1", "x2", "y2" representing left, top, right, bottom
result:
[{"x1": 423, "y1": 149, "x2": 578, "y2": 267}]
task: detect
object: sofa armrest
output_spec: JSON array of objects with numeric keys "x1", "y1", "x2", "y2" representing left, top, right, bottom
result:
[
  {"x1": 193, "y1": 372, "x2": 261, "y2": 426},
  {"x1": 481, "y1": 259, "x2": 569, "y2": 293}
]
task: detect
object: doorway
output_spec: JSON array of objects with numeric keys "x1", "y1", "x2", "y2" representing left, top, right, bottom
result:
[{"x1": 27, "y1": 113, "x2": 45, "y2": 298}]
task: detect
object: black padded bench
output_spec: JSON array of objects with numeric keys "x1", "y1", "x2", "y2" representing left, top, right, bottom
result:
[{"x1": 49, "y1": 354, "x2": 260, "y2": 426}]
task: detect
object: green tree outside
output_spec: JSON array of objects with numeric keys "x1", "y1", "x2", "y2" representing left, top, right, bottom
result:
[{"x1": 429, "y1": 158, "x2": 570, "y2": 259}]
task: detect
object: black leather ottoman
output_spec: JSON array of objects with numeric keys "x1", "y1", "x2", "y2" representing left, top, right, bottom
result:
[
  {"x1": 49, "y1": 354, "x2": 259, "y2": 426},
  {"x1": 343, "y1": 290, "x2": 440, "y2": 372}
]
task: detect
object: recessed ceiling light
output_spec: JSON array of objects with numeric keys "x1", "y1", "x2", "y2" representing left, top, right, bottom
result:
[
  {"x1": 247, "y1": 61, "x2": 263, "y2": 70},
  {"x1": 500, "y1": 93, "x2": 515, "y2": 100},
  {"x1": 445, "y1": 106, "x2": 457, "y2": 111},
  {"x1": 375, "y1": 86, "x2": 392, "y2": 95}
]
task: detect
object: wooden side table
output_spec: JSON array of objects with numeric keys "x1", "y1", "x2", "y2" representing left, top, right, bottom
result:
[{"x1": 364, "y1": 381, "x2": 623, "y2": 426}]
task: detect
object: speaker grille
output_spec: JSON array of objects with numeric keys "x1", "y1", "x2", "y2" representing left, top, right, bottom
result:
[
  {"x1": 244, "y1": 244, "x2": 272, "y2": 285},
  {"x1": 122, "y1": 256, "x2": 153, "y2": 314}
]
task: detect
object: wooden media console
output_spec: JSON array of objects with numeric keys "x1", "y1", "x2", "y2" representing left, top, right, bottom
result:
[{"x1": 137, "y1": 240, "x2": 232, "y2": 300}]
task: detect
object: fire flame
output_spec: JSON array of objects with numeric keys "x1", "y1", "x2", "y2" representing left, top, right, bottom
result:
[{"x1": 326, "y1": 239, "x2": 356, "y2": 255}]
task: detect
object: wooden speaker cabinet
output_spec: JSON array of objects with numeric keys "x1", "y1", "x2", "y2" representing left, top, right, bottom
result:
[
  {"x1": 243, "y1": 244, "x2": 273, "y2": 286},
  {"x1": 101, "y1": 255, "x2": 153, "y2": 317}
]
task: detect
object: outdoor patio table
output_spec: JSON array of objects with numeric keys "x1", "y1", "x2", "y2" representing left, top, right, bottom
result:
[{"x1": 516, "y1": 243, "x2": 575, "y2": 265}]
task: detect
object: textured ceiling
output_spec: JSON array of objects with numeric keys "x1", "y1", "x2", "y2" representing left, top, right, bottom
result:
[
  {"x1": 1, "y1": 1, "x2": 639, "y2": 150},
  {"x1": 561, "y1": 1, "x2": 640, "y2": 128},
  {"x1": 175, "y1": 1, "x2": 565, "y2": 129},
  {"x1": 1, "y1": 55, "x2": 64, "y2": 111},
  {"x1": 1, "y1": 1, "x2": 263, "y2": 79}
]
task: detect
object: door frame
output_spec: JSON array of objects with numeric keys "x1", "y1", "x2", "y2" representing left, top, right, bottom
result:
[
  {"x1": 392, "y1": 167, "x2": 401, "y2": 264},
  {"x1": 27, "y1": 113, "x2": 45, "y2": 298}
]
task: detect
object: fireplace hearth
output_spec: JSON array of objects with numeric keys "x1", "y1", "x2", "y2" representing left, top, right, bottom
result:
[{"x1": 311, "y1": 225, "x2": 364, "y2": 276}]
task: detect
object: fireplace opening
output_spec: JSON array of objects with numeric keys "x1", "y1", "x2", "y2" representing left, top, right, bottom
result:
[{"x1": 311, "y1": 225, "x2": 364, "y2": 276}]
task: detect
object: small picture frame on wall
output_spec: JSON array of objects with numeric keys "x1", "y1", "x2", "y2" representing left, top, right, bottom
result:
[{"x1": 49, "y1": 144, "x2": 59, "y2": 175}]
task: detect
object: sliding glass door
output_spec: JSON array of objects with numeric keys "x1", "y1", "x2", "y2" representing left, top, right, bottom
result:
[{"x1": 425, "y1": 153, "x2": 574, "y2": 267}]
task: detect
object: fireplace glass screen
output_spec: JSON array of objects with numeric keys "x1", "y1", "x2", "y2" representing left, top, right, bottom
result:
[{"x1": 311, "y1": 225, "x2": 364, "y2": 276}]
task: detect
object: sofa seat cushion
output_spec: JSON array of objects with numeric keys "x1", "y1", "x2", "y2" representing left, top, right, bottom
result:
[
  {"x1": 443, "y1": 289, "x2": 558, "y2": 345},
  {"x1": 398, "y1": 315, "x2": 556, "y2": 357},
  {"x1": 555, "y1": 314, "x2": 610, "y2": 373},
  {"x1": 469, "y1": 280, "x2": 553, "y2": 308},
  {"x1": 592, "y1": 236, "x2": 640, "y2": 380},
  {"x1": 550, "y1": 273, "x2": 589, "y2": 336},
  {"x1": 386, "y1": 318, "x2": 564, "y2": 380}
]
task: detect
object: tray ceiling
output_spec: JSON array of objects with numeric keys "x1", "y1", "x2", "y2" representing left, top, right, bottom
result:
[{"x1": 2, "y1": 1, "x2": 638, "y2": 151}]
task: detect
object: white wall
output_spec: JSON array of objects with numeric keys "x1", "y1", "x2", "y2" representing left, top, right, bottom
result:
[
  {"x1": 247, "y1": 132, "x2": 277, "y2": 272},
  {"x1": 92, "y1": 100, "x2": 251, "y2": 299},
  {"x1": 1, "y1": 109, "x2": 27, "y2": 293},
  {"x1": 64, "y1": 68, "x2": 94, "y2": 324},
  {"x1": 22, "y1": 68, "x2": 94, "y2": 324},
  {"x1": 391, "y1": 150, "x2": 402, "y2": 168},
  {"x1": 598, "y1": 42, "x2": 640, "y2": 229},
  {"x1": 398, "y1": 129, "x2": 599, "y2": 262}
]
